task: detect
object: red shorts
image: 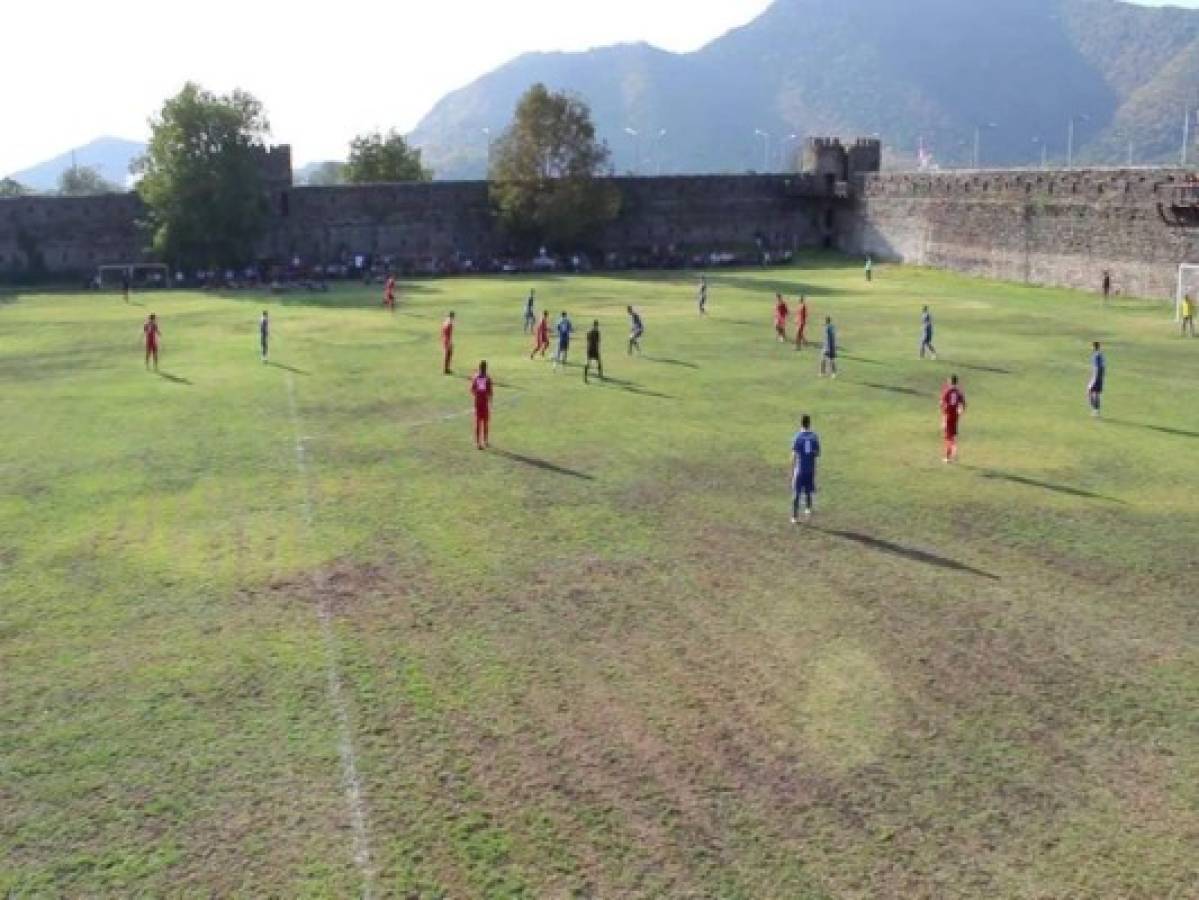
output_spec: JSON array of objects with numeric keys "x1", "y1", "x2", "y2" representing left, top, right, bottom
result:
[
  {"x1": 145, "y1": 341, "x2": 158, "y2": 352},
  {"x1": 474, "y1": 405, "x2": 490, "y2": 421},
  {"x1": 943, "y1": 415, "x2": 959, "y2": 439}
]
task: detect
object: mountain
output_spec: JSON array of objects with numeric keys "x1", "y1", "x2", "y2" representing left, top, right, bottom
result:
[
  {"x1": 409, "y1": 0, "x2": 1199, "y2": 179},
  {"x1": 7, "y1": 137, "x2": 146, "y2": 192}
]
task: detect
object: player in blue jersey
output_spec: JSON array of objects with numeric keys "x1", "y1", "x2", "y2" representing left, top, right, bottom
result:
[
  {"x1": 919, "y1": 305, "x2": 938, "y2": 359},
  {"x1": 1088, "y1": 341, "x2": 1106, "y2": 417},
  {"x1": 790, "y1": 414, "x2": 822, "y2": 522},
  {"x1": 820, "y1": 317, "x2": 838, "y2": 378},
  {"x1": 553, "y1": 311, "x2": 574, "y2": 371},
  {"x1": 627, "y1": 305, "x2": 644, "y2": 355}
]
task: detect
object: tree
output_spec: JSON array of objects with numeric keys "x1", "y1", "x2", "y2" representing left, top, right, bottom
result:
[
  {"x1": 58, "y1": 165, "x2": 121, "y2": 196},
  {"x1": 304, "y1": 161, "x2": 347, "y2": 186},
  {"x1": 489, "y1": 84, "x2": 620, "y2": 250},
  {"x1": 0, "y1": 177, "x2": 30, "y2": 197},
  {"x1": 344, "y1": 130, "x2": 431, "y2": 183},
  {"x1": 135, "y1": 82, "x2": 272, "y2": 269}
]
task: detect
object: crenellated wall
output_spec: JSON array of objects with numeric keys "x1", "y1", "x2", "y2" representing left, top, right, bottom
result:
[{"x1": 841, "y1": 168, "x2": 1199, "y2": 299}]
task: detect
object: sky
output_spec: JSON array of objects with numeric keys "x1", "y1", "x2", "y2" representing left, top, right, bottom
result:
[
  {"x1": 4, "y1": 0, "x2": 1197, "y2": 178},
  {"x1": 1, "y1": 0, "x2": 774, "y2": 176}
]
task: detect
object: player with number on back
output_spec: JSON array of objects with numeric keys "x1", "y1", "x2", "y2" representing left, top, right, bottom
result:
[
  {"x1": 553, "y1": 311, "x2": 573, "y2": 371},
  {"x1": 820, "y1": 317, "x2": 838, "y2": 378},
  {"x1": 143, "y1": 313, "x2": 161, "y2": 371},
  {"x1": 530, "y1": 310, "x2": 550, "y2": 359},
  {"x1": 790, "y1": 414, "x2": 822, "y2": 523},
  {"x1": 774, "y1": 294, "x2": 789, "y2": 342},
  {"x1": 941, "y1": 375, "x2": 967, "y2": 463},
  {"x1": 470, "y1": 360, "x2": 493, "y2": 450}
]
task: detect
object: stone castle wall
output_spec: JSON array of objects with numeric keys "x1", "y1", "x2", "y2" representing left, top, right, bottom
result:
[
  {"x1": 0, "y1": 194, "x2": 144, "y2": 278},
  {"x1": 841, "y1": 168, "x2": 1199, "y2": 299}
]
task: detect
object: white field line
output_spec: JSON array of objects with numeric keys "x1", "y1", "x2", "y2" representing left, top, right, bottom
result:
[{"x1": 285, "y1": 373, "x2": 376, "y2": 896}]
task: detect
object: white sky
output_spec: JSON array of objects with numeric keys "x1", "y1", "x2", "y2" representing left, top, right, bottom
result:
[
  {"x1": 1, "y1": 0, "x2": 773, "y2": 176},
  {"x1": 4, "y1": 0, "x2": 1194, "y2": 177}
]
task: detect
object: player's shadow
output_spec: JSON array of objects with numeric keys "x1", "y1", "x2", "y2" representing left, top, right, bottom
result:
[
  {"x1": 157, "y1": 371, "x2": 191, "y2": 385},
  {"x1": 973, "y1": 468, "x2": 1125, "y2": 504},
  {"x1": 595, "y1": 375, "x2": 674, "y2": 399},
  {"x1": 643, "y1": 356, "x2": 699, "y2": 369},
  {"x1": 856, "y1": 381, "x2": 925, "y2": 397},
  {"x1": 1108, "y1": 419, "x2": 1199, "y2": 439},
  {"x1": 841, "y1": 354, "x2": 885, "y2": 366},
  {"x1": 950, "y1": 361, "x2": 1013, "y2": 375},
  {"x1": 819, "y1": 528, "x2": 999, "y2": 580},
  {"x1": 268, "y1": 361, "x2": 309, "y2": 375},
  {"x1": 493, "y1": 449, "x2": 594, "y2": 481}
]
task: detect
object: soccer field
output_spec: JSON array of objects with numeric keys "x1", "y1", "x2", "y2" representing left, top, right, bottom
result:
[{"x1": 1, "y1": 258, "x2": 1196, "y2": 897}]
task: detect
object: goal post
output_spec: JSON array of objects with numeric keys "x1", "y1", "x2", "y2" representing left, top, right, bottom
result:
[
  {"x1": 1177, "y1": 264, "x2": 1199, "y2": 322},
  {"x1": 96, "y1": 263, "x2": 171, "y2": 289}
]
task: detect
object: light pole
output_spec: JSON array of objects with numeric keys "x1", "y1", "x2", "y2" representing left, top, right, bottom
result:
[
  {"x1": 624, "y1": 127, "x2": 640, "y2": 175},
  {"x1": 972, "y1": 123, "x2": 997, "y2": 169},
  {"x1": 754, "y1": 129, "x2": 771, "y2": 172},
  {"x1": 1067, "y1": 113, "x2": 1089, "y2": 169}
]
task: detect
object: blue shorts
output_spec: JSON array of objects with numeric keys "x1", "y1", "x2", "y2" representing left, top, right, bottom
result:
[
  {"x1": 1090, "y1": 378, "x2": 1104, "y2": 394},
  {"x1": 793, "y1": 471, "x2": 816, "y2": 494}
]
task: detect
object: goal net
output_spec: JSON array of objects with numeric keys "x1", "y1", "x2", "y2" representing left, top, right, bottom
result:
[
  {"x1": 1177, "y1": 264, "x2": 1199, "y2": 321},
  {"x1": 96, "y1": 263, "x2": 171, "y2": 289}
]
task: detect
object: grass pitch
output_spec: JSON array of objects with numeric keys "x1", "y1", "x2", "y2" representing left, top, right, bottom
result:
[{"x1": 1, "y1": 257, "x2": 1197, "y2": 897}]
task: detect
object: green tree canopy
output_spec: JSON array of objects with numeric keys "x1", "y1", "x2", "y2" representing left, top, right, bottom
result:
[
  {"x1": 0, "y1": 177, "x2": 31, "y2": 197},
  {"x1": 58, "y1": 165, "x2": 121, "y2": 196},
  {"x1": 344, "y1": 131, "x2": 431, "y2": 183},
  {"x1": 135, "y1": 82, "x2": 272, "y2": 269},
  {"x1": 489, "y1": 84, "x2": 620, "y2": 251}
]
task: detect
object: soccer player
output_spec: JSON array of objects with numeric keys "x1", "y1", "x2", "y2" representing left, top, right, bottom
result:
[
  {"x1": 790, "y1": 414, "x2": 821, "y2": 522},
  {"x1": 920, "y1": 305, "x2": 938, "y2": 359},
  {"x1": 584, "y1": 320, "x2": 604, "y2": 383},
  {"x1": 383, "y1": 275, "x2": 397, "y2": 310},
  {"x1": 864, "y1": 256, "x2": 873, "y2": 282},
  {"x1": 1181, "y1": 293, "x2": 1195, "y2": 337},
  {"x1": 523, "y1": 290, "x2": 537, "y2": 333},
  {"x1": 530, "y1": 310, "x2": 550, "y2": 359},
  {"x1": 794, "y1": 295, "x2": 809, "y2": 349},
  {"x1": 470, "y1": 360, "x2": 494, "y2": 450},
  {"x1": 697, "y1": 276, "x2": 708, "y2": 315},
  {"x1": 259, "y1": 310, "x2": 270, "y2": 363},
  {"x1": 441, "y1": 311, "x2": 455, "y2": 375},
  {"x1": 1102, "y1": 270, "x2": 1112, "y2": 302},
  {"x1": 553, "y1": 311, "x2": 573, "y2": 371},
  {"x1": 1088, "y1": 341, "x2": 1106, "y2": 417},
  {"x1": 627, "y1": 305, "x2": 644, "y2": 355},
  {"x1": 940, "y1": 374, "x2": 967, "y2": 463},
  {"x1": 143, "y1": 313, "x2": 161, "y2": 370},
  {"x1": 820, "y1": 316, "x2": 838, "y2": 378},
  {"x1": 122, "y1": 268, "x2": 131, "y2": 303},
  {"x1": 774, "y1": 293, "x2": 789, "y2": 342}
]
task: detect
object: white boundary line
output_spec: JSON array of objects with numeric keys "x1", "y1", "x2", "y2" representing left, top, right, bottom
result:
[{"x1": 286, "y1": 373, "x2": 376, "y2": 896}]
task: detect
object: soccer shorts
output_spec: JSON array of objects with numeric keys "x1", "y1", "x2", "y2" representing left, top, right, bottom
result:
[{"x1": 793, "y1": 471, "x2": 816, "y2": 495}]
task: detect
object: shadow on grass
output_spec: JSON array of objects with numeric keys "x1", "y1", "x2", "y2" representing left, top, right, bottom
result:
[
  {"x1": 493, "y1": 449, "x2": 594, "y2": 481},
  {"x1": 156, "y1": 371, "x2": 191, "y2": 385},
  {"x1": 856, "y1": 381, "x2": 926, "y2": 398},
  {"x1": 594, "y1": 375, "x2": 674, "y2": 400},
  {"x1": 949, "y1": 361, "x2": 1013, "y2": 375},
  {"x1": 643, "y1": 356, "x2": 699, "y2": 369},
  {"x1": 1108, "y1": 419, "x2": 1199, "y2": 439},
  {"x1": 819, "y1": 528, "x2": 999, "y2": 580},
  {"x1": 841, "y1": 354, "x2": 885, "y2": 366},
  {"x1": 972, "y1": 468, "x2": 1125, "y2": 504},
  {"x1": 267, "y1": 361, "x2": 309, "y2": 375}
]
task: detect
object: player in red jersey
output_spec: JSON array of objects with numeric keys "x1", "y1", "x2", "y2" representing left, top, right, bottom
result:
[
  {"x1": 441, "y1": 311, "x2": 455, "y2": 374},
  {"x1": 530, "y1": 310, "x2": 550, "y2": 359},
  {"x1": 470, "y1": 360, "x2": 494, "y2": 449},
  {"x1": 774, "y1": 293, "x2": 789, "y2": 342},
  {"x1": 143, "y1": 313, "x2": 161, "y2": 370},
  {"x1": 940, "y1": 374, "x2": 967, "y2": 463},
  {"x1": 795, "y1": 295, "x2": 809, "y2": 349},
  {"x1": 383, "y1": 275, "x2": 397, "y2": 310}
]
